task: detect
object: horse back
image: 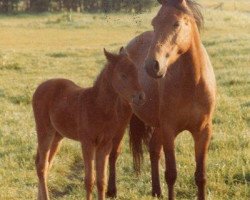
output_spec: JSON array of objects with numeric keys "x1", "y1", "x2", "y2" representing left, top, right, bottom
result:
[{"x1": 32, "y1": 78, "x2": 83, "y2": 140}]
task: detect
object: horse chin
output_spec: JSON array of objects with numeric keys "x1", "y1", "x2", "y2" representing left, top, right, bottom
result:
[
  {"x1": 148, "y1": 70, "x2": 166, "y2": 79},
  {"x1": 146, "y1": 69, "x2": 165, "y2": 79}
]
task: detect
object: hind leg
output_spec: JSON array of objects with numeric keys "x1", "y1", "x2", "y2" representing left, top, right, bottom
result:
[
  {"x1": 36, "y1": 129, "x2": 55, "y2": 200},
  {"x1": 48, "y1": 133, "x2": 63, "y2": 170}
]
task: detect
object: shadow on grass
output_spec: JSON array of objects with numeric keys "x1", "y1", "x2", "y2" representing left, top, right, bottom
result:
[
  {"x1": 51, "y1": 156, "x2": 84, "y2": 198},
  {"x1": 47, "y1": 52, "x2": 79, "y2": 58},
  {"x1": 9, "y1": 94, "x2": 31, "y2": 105},
  {"x1": 0, "y1": 63, "x2": 22, "y2": 71},
  {"x1": 225, "y1": 172, "x2": 250, "y2": 185},
  {"x1": 0, "y1": 89, "x2": 5, "y2": 98}
]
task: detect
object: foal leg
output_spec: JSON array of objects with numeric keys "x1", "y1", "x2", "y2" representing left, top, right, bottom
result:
[
  {"x1": 81, "y1": 142, "x2": 95, "y2": 200},
  {"x1": 36, "y1": 129, "x2": 55, "y2": 200},
  {"x1": 162, "y1": 127, "x2": 177, "y2": 200},
  {"x1": 96, "y1": 142, "x2": 112, "y2": 200},
  {"x1": 48, "y1": 133, "x2": 63, "y2": 169},
  {"x1": 107, "y1": 133, "x2": 124, "y2": 198},
  {"x1": 149, "y1": 128, "x2": 163, "y2": 198},
  {"x1": 192, "y1": 124, "x2": 212, "y2": 200}
]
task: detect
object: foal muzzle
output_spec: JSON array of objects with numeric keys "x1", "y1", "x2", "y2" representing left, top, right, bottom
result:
[{"x1": 132, "y1": 91, "x2": 146, "y2": 106}]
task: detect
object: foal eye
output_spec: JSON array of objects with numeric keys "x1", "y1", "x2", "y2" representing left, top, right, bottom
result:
[{"x1": 173, "y1": 21, "x2": 180, "y2": 28}]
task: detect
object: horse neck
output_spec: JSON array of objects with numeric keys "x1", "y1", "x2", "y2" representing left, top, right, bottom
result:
[
  {"x1": 92, "y1": 66, "x2": 119, "y2": 115},
  {"x1": 181, "y1": 23, "x2": 206, "y2": 84}
]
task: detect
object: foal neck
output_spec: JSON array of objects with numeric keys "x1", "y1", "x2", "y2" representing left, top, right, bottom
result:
[{"x1": 92, "y1": 65, "x2": 119, "y2": 116}]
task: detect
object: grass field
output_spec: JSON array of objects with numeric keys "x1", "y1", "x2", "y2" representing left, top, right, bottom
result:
[{"x1": 0, "y1": 0, "x2": 249, "y2": 199}]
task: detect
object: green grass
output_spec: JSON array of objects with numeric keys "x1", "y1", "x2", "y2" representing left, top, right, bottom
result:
[{"x1": 0, "y1": 1, "x2": 249, "y2": 199}]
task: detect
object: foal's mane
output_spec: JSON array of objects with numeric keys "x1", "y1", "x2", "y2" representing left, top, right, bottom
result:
[
  {"x1": 169, "y1": 0, "x2": 204, "y2": 31},
  {"x1": 93, "y1": 64, "x2": 111, "y2": 90}
]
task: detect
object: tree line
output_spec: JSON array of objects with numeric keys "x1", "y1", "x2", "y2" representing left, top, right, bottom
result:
[{"x1": 0, "y1": 0, "x2": 155, "y2": 13}]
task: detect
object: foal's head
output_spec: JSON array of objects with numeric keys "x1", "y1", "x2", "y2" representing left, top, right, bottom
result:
[
  {"x1": 145, "y1": 0, "x2": 203, "y2": 78},
  {"x1": 104, "y1": 48, "x2": 145, "y2": 106}
]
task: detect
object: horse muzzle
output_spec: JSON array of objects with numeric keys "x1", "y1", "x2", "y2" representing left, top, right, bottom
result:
[{"x1": 145, "y1": 59, "x2": 166, "y2": 79}]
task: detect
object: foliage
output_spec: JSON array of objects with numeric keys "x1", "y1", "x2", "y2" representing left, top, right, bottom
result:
[{"x1": 0, "y1": 0, "x2": 155, "y2": 13}]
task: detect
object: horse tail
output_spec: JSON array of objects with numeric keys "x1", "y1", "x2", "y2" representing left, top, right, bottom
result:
[{"x1": 129, "y1": 114, "x2": 153, "y2": 173}]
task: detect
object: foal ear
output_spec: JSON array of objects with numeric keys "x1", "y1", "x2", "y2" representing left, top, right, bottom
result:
[
  {"x1": 176, "y1": 0, "x2": 187, "y2": 6},
  {"x1": 157, "y1": 0, "x2": 164, "y2": 4},
  {"x1": 104, "y1": 48, "x2": 119, "y2": 64},
  {"x1": 119, "y1": 46, "x2": 128, "y2": 57},
  {"x1": 166, "y1": 0, "x2": 187, "y2": 6}
]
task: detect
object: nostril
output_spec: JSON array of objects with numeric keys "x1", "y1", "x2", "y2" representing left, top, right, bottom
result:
[
  {"x1": 132, "y1": 92, "x2": 145, "y2": 106},
  {"x1": 153, "y1": 60, "x2": 159, "y2": 72},
  {"x1": 139, "y1": 92, "x2": 145, "y2": 101}
]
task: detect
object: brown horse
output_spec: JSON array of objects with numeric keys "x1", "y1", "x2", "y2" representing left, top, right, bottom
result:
[
  {"x1": 32, "y1": 48, "x2": 145, "y2": 200},
  {"x1": 126, "y1": 0, "x2": 216, "y2": 200}
]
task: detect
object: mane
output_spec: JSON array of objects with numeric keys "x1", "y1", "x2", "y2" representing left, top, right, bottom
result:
[
  {"x1": 170, "y1": 0, "x2": 204, "y2": 31},
  {"x1": 93, "y1": 63, "x2": 111, "y2": 90}
]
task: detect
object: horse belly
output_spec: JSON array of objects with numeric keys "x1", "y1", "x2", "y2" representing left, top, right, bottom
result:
[{"x1": 50, "y1": 103, "x2": 79, "y2": 141}]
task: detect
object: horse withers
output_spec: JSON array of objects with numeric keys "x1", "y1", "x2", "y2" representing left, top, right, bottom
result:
[{"x1": 32, "y1": 48, "x2": 145, "y2": 200}]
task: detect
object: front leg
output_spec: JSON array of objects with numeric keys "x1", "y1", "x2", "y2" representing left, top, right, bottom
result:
[
  {"x1": 149, "y1": 128, "x2": 163, "y2": 198},
  {"x1": 107, "y1": 134, "x2": 124, "y2": 198},
  {"x1": 161, "y1": 126, "x2": 177, "y2": 200},
  {"x1": 81, "y1": 141, "x2": 95, "y2": 200},
  {"x1": 96, "y1": 142, "x2": 113, "y2": 200},
  {"x1": 192, "y1": 123, "x2": 212, "y2": 200}
]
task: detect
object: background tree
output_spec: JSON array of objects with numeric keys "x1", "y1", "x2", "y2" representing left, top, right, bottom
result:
[{"x1": 29, "y1": 0, "x2": 50, "y2": 12}]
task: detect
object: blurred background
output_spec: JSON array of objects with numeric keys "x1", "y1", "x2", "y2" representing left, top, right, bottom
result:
[{"x1": 0, "y1": 0, "x2": 250, "y2": 13}]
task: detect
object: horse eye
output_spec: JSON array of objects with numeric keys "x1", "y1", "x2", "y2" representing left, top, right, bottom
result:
[
  {"x1": 121, "y1": 74, "x2": 127, "y2": 80},
  {"x1": 173, "y1": 21, "x2": 180, "y2": 28}
]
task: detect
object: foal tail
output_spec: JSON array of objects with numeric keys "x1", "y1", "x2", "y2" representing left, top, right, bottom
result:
[{"x1": 129, "y1": 114, "x2": 153, "y2": 173}]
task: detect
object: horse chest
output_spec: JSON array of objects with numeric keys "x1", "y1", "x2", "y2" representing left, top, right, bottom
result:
[
  {"x1": 79, "y1": 107, "x2": 131, "y2": 143},
  {"x1": 159, "y1": 78, "x2": 215, "y2": 131}
]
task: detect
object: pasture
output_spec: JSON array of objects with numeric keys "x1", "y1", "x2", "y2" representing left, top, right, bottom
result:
[{"x1": 0, "y1": 0, "x2": 249, "y2": 199}]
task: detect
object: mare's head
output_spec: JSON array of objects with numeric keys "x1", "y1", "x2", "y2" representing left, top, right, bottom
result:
[
  {"x1": 145, "y1": 0, "x2": 203, "y2": 78},
  {"x1": 104, "y1": 47, "x2": 145, "y2": 106}
]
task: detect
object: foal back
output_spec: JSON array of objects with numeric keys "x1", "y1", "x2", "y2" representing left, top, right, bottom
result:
[{"x1": 32, "y1": 78, "x2": 83, "y2": 141}]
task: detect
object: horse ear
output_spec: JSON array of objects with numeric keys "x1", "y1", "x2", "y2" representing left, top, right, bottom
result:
[
  {"x1": 104, "y1": 48, "x2": 119, "y2": 64},
  {"x1": 119, "y1": 46, "x2": 128, "y2": 56},
  {"x1": 157, "y1": 0, "x2": 164, "y2": 4}
]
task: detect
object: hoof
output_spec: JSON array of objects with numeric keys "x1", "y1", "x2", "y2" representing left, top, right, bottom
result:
[
  {"x1": 106, "y1": 190, "x2": 117, "y2": 199},
  {"x1": 152, "y1": 192, "x2": 163, "y2": 199}
]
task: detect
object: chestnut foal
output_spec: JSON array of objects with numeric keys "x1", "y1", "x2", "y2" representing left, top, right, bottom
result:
[{"x1": 32, "y1": 48, "x2": 145, "y2": 200}]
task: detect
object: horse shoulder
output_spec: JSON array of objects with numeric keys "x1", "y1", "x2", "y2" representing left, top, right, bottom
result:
[{"x1": 201, "y1": 44, "x2": 216, "y2": 95}]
